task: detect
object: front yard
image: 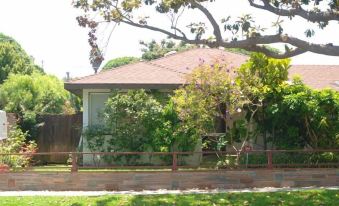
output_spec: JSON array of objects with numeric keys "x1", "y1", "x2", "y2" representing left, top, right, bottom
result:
[{"x1": 0, "y1": 189, "x2": 338, "y2": 206}]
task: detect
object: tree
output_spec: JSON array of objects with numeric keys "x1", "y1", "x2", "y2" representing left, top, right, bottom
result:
[
  {"x1": 74, "y1": 0, "x2": 339, "y2": 66},
  {"x1": 140, "y1": 39, "x2": 196, "y2": 60},
  {"x1": 0, "y1": 73, "x2": 75, "y2": 139},
  {"x1": 102, "y1": 56, "x2": 139, "y2": 70},
  {"x1": 236, "y1": 53, "x2": 291, "y2": 149},
  {"x1": 0, "y1": 33, "x2": 43, "y2": 84},
  {"x1": 172, "y1": 62, "x2": 258, "y2": 151},
  {"x1": 102, "y1": 39, "x2": 193, "y2": 71}
]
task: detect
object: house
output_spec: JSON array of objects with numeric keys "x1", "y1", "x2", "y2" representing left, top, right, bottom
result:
[{"x1": 65, "y1": 48, "x2": 339, "y2": 164}]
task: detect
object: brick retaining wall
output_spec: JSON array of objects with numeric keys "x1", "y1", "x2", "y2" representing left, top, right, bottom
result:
[{"x1": 0, "y1": 169, "x2": 337, "y2": 191}]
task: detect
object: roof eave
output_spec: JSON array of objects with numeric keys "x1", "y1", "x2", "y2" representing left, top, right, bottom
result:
[{"x1": 64, "y1": 83, "x2": 184, "y2": 94}]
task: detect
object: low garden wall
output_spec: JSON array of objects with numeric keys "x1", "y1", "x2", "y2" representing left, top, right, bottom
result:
[{"x1": 0, "y1": 168, "x2": 337, "y2": 191}]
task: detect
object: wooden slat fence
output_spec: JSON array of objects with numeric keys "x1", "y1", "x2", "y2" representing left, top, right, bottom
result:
[{"x1": 36, "y1": 113, "x2": 82, "y2": 163}]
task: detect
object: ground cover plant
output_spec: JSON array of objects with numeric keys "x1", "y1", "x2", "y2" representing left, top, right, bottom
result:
[{"x1": 0, "y1": 189, "x2": 337, "y2": 206}]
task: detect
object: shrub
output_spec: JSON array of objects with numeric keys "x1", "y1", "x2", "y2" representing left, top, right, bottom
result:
[
  {"x1": 0, "y1": 127, "x2": 37, "y2": 169},
  {"x1": 83, "y1": 90, "x2": 199, "y2": 165},
  {"x1": 0, "y1": 73, "x2": 78, "y2": 139}
]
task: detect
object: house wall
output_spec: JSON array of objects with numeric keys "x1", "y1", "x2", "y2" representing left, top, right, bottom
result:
[{"x1": 82, "y1": 89, "x2": 111, "y2": 165}]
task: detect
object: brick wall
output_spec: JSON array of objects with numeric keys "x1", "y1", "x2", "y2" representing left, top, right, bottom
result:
[{"x1": 0, "y1": 169, "x2": 337, "y2": 191}]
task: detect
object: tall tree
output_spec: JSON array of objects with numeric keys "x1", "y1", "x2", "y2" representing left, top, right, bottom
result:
[
  {"x1": 0, "y1": 73, "x2": 75, "y2": 139},
  {"x1": 0, "y1": 33, "x2": 43, "y2": 84},
  {"x1": 74, "y1": 0, "x2": 339, "y2": 67}
]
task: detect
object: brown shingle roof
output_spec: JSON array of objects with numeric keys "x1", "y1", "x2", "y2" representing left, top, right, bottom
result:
[
  {"x1": 65, "y1": 48, "x2": 248, "y2": 91},
  {"x1": 289, "y1": 65, "x2": 339, "y2": 90},
  {"x1": 65, "y1": 48, "x2": 339, "y2": 92}
]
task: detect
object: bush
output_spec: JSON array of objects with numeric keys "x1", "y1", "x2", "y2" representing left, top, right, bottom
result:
[
  {"x1": 83, "y1": 90, "x2": 199, "y2": 165},
  {"x1": 0, "y1": 73, "x2": 78, "y2": 139},
  {"x1": 0, "y1": 127, "x2": 37, "y2": 169}
]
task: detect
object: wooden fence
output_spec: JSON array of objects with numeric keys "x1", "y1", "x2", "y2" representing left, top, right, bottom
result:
[{"x1": 36, "y1": 113, "x2": 82, "y2": 163}]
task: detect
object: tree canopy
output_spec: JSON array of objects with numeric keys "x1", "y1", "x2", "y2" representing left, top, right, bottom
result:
[
  {"x1": 0, "y1": 33, "x2": 43, "y2": 84},
  {"x1": 102, "y1": 56, "x2": 139, "y2": 70},
  {"x1": 140, "y1": 39, "x2": 196, "y2": 60},
  {"x1": 0, "y1": 73, "x2": 71, "y2": 115},
  {"x1": 102, "y1": 39, "x2": 195, "y2": 71},
  {"x1": 74, "y1": 0, "x2": 339, "y2": 66},
  {"x1": 0, "y1": 72, "x2": 78, "y2": 138}
]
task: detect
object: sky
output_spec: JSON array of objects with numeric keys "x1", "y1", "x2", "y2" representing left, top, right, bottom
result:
[{"x1": 0, "y1": 0, "x2": 338, "y2": 79}]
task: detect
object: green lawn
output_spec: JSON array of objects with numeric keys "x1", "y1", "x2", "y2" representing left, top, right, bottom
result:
[{"x1": 0, "y1": 190, "x2": 338, "y2": 206}]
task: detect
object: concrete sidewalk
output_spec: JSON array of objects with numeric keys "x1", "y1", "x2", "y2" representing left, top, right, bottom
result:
[{"x1": 0, "y1": 186, "x2": 338, "y2": 196}]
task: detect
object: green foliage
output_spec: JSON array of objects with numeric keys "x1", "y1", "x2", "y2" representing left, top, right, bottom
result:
[
  {"x1": 152, "y1": 100, "x2": 199, "y2": 153},
  {"x1": 0, "y1": 73, "x2": 75, "y2": 139},
  {"x1": 264, "y1": 78, "x2": 339, "y2": 149},
  {"x1": 0, "y1": 126, "x2": 37, "y2": 168},
  {"x1": 102, "y1": 56, "x2": 139, "y2": 70},
  {"x1": 238, "y1": 152, "x2": 339, "y2": 166},
  {"x1": 140, "y1": 39, "x2": 196, "y2": 60},
  {"x1": 83, "y1": 90, "x2": 198, "y2": 164},
  {"x1": 173, "y1": 63, "x2": 249, "y2": 143},
  {"x1": 225, "y1": 48, "x2": 252, "y2": 56},
  {"x1": 236, "y1": 52, "x2": 290, "y2": 97},
  {"x1": 101, "y1": 40, "x2": 195, "y2": 70},
  {"x1": 83, "y1": 124, "x2": 109, "y2": 153},
  {"x1": 0, "y1": 33, "x2": 43, "y2": 84},
  {"x1": 236, "y1": 53, "x2": 338, "y2": 149},
  {"x1": 0, "y1": 73, "x2": 70, "y2": 114},
  {"x1": 104, "y1": 90, "x2": 163, "y2": 154}
]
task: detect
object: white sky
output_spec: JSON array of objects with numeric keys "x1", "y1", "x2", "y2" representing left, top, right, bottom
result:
[{"x1": 0, "y1": 0, "x2": 338, "y2": 79}]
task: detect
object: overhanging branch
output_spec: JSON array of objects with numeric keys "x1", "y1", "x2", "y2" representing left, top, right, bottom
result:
[
  {"x1": 119, "y1": 17, "x2": 339, "y2": 58},
  {"x1": 248, "y1": 0, "x2": 339, "y2": 22},
  {"x1": 190, "y1": 1, "x2": 223, "y2": 42}
]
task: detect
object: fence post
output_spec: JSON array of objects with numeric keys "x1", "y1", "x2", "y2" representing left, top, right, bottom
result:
[
  {"x1": 267, "y1": 150, "x2": 273, "y2": 169},
  {"x1": 172, "y1": 152, "x2": 178, "y2": 171},
  {"x1": 71, "y1": 152, "x2": 78, "y2": 173}
]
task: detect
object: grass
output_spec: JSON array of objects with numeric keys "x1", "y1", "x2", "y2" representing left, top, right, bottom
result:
[{"x1": 0, "y1": 189, "x2": 338, "y2": 206}]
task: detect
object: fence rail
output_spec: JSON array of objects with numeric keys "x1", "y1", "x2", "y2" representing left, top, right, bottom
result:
[{"x1": 0, "y1": 149, "x2": 338, "y2": 172}]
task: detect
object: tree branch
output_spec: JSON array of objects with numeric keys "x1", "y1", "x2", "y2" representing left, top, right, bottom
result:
[
  {"x1": 75, "y1": 0, "x2": 339, "y2": 58},
  {"x1": 245, "y1": 45, "x2": 306, "y2": 58},
  {"x1": 221, "y1": 34, "x2": 339, "y2": 57},
  {"x1": 120, "y1": 17, "x2": 339, "y2": 58},
  {"x1": 248, "y1": 0, "x2": 339, "y2": 22},
  {"x1": 190, "y1": 1, "x2": 223, "y2": 43},
  {"x1": 119, "y1": 18, "x2": 218, "y2": 48}
]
